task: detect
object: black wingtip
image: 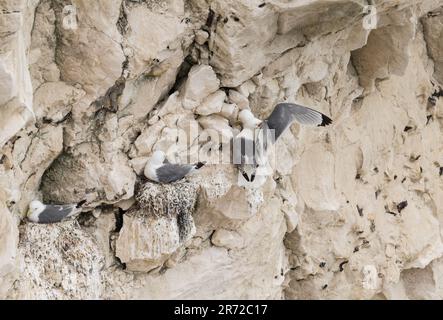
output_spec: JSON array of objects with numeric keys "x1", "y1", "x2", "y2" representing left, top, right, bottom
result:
[
  {"x1": 319, "y1": 114, "x2": 333, "y2": 127},
  {"x1": 76, "y1": 199, "x2": 87, "y2": 208},
  {"x1": 195, "y1": 162, "x2": 206, "y2": 169}
]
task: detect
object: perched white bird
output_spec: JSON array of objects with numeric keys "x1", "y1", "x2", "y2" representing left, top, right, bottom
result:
[
  {"x1": 233, "y1": 103, "x2": 332, "y2": 182},
  {"x1": 27, "y1": 199, "x2": 86, "y2": 224},
  {"x1": 144, "y1": 150, "x2": 206, "y2": 183}
]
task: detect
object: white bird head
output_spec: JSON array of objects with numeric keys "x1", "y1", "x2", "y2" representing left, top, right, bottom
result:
[
  {"x1": 27, "y1": 200, "x2": 45, "y2": 221},
  {"x1": 150, "y1": 150, "x2": 166, "y2": 165},
  {"x1": 239, "y1": 110, "x2": 262, "y2": 129}
]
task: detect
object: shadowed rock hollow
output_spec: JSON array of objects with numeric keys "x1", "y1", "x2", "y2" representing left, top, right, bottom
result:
[{"x1": 1, "y1": 0, "x2": 443, "y2": 299}]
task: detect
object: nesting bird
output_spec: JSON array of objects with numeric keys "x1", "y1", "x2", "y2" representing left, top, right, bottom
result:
[
  {"x1": 27, "y1": 200, "x2": 86, "y2": 224},
  {"x1": 144, "y1": 150, "x2": 206, "y2": 183},
  {"x1": 234, "y1": 103, "x2": 333, "y2": 182}
]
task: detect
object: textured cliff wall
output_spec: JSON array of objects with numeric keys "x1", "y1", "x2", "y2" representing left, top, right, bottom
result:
[{"x1": 1, "y1": 0, "x2": 443, "y2": 299}]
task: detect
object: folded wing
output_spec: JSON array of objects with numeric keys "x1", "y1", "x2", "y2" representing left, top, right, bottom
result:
[
  {"x1": 156, "y1": 164, "x2": 194, "y2": 183},
  {"x1": 38, "y1": 205, "x2": 77, "y2": 224}
]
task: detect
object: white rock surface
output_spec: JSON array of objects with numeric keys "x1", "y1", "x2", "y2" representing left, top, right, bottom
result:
[
  {"x1": 228, "y1": 90, "x2": 250, "y2": 110},
  {"x1": 0, "y1": 0, "x2": 35, "y2": 149},
  {"x1": 195, "y1": 90, "x2": 226, "y2": 115},
  {"x1": 116, "y1": 210, "x2": 182, "y2": 272},
  {"x1": 54, "y1": 0, "x2": 125, "y2": 97},
  {"x1": 182, "y1": 65, "x2": 220, "y2": 110},
  {"x1": 33, "y1": 81, "x2": 85, "y2": 122},
  {"x1": 211, "y1": 229, "x2": 245, "y2": 250},
  {"x1": 1, "y1": 0, "x2": 443, "y2": 300}
]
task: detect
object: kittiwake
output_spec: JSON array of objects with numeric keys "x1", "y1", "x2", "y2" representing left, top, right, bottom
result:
[
  {"x1": 234, "y1": 103, "x2": 332, "y2": 182},
  {"x1": 232, "y1": 109, "x2": 263, "y2": 182},
  {"x1": 27, "y1": 199, "x2": 87, "y2": 224},
  {"x1": 144, "y1": 150, "x2": 206, "y2": 183}
]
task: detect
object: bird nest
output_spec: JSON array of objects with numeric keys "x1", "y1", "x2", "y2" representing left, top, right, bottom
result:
[
  {"x1": 135, "y1": 180, "x2": 199, "y2": 242},
  {"x1": 135, "y1": 180, "x2": 200, "y2": 218}
]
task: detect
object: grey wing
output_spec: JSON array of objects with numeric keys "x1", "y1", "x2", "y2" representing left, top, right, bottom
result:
[
  {"x1": 290, "y1": 104, "x2": 331, "y2": 126},
  {"x1": 38, "y1": 205, "x2": 76, "y2": 224},
  {"x1": 156, "y1": 163, "x2": 193, "y2": 183},
  {"x1": 265, "y1": 103, "x2": 332, "y2": 141},
  {"x1": 265, "y1": 103, "x2": 297, "y2": 141}
]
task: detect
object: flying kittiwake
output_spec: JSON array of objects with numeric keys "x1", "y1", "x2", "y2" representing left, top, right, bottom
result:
[
  {"x1": 234, "y1": 103, "x2": 333, "y2": 182},
  {"x1": 232, "y1": 109, "x2": 263, "y2": 182},
  {"x1": 27, "y1": 199, "x2": 87, "y2": 224},
  {"x1": 144, "y1": 150, "x2": 206, "y2": 183}
]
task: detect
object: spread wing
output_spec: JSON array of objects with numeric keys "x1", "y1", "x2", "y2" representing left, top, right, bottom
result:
[{"x1": 265, "y1": 103, "x2": 332, "y2": 141}]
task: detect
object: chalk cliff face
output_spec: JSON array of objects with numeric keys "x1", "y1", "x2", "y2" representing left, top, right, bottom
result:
[{"x1": 1, "y1": 0, "x2": 443, "y2": 299}]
